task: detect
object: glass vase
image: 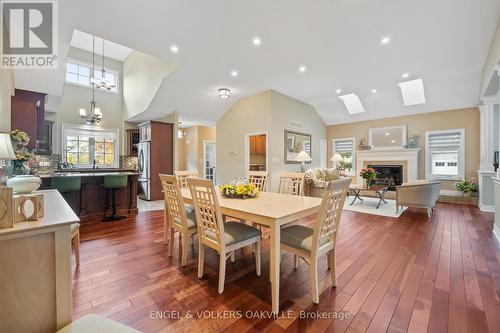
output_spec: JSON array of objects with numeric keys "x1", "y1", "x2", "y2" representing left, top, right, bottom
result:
[{"x1": 5, "y1": 160, "x2": 31, "y2": 176}]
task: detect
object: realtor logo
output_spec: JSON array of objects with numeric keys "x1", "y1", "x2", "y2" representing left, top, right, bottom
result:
[{"x1": 1, "y1": 0, "x2": 58, "y2": 68}]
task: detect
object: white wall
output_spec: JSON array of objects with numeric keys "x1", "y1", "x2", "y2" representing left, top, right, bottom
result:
[
  {"x1": 216, "y1": 91, "x2": 272, "y2": 185},
  {"x1": 268, "y1": 90, "x2": 327, "y2": 190},
  {"x1": 51, "y1": 48, "x2": 125, "y2": 154},
  {"x1": 481, "y1": 16, "x2": 500, "y2": 96},
  {"x1": 0, "y1": 68, "x2": 15, "y2": 132},
  {"x1": 216, "y1": 90, "x2": 327, "y2": 191},
  {"x1": 122, "y1": 50, "x2": 178, "y2": 120}
]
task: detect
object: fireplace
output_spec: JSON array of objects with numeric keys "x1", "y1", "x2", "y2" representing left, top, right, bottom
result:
[{"x1": 367, "y1": 164, "x2": 403, "y2": 190}]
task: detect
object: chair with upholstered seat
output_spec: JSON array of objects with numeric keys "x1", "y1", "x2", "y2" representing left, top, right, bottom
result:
[
  {"x1": 174, "y1": 170, "x2": 199, "y2": 189},
  {"x1": 280, "y1": 182, "x2": 347, "y2": 303},
  {"x1": 187, "y1": 177, "x2": 261, "y2": 293},
  {"x1": 248, "y1": 171, "x2": 269, "y2": 192},
  {"x1": 278, "y1": 172, "x2": 305, "y2": 196},
  {"x1": 160, "y1": 174, "x2": 197, "y2": 266}
]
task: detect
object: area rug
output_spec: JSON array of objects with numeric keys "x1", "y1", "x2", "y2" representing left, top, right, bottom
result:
[{"x1": 343, "y1": 196, "x2": 407, "y2": 218}]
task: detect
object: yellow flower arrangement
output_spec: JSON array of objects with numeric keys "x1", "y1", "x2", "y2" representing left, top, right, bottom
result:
[{"x1": 219, "y1": 183, "x2": 259, "y2": 199}]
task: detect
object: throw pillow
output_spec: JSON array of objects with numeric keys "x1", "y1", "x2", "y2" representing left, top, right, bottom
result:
[{"x1": 325, "y1": 168, "x2": 340, "y2": 181}]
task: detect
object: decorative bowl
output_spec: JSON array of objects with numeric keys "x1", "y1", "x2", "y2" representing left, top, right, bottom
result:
[{"x1": 6, "y1": 175, "x2": 42, "y2": 194}]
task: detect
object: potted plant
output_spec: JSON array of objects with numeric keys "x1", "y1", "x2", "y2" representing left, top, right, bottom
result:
[
  {"x1": 5, "y1": 130, "x2": 41, "y2": 194},
  {"x1": 6, "y1": 130, "x2": 35, "y2": 176},
  {"x1": 455, "y1": 179, "x2": 478, "y2": 197},
  {"x1": 360, "y1": 167, "x2": 377, "y2": 188}
]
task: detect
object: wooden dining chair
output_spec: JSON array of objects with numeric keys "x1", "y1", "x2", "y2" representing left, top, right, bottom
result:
[
  {"x1": 160, "y1": 174, "x2": 197, "y2": 266},
  {"x1": 71, "y1": 223, "x2": 80, "y2": 267},
  {"x1": 174, "y1": 170, "x2": 199, "y2": 189},
  {"x1": 187, "y1": 178, "x2": 262, "y2": 294},
  {"x1": 248, "y1": 171, "x2": 269, "y2": 192},
  {"x1": 280, "y1": 182, "x2": 347, "y2": 304},
  {"x1": 278, "y1": 172, "x2": 305, "y2": 196}
]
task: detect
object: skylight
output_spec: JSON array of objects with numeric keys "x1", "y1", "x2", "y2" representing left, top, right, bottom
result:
[
  {"x1": 338, "y1": 93, "x2": 366, "y2": 114},
  {"x1": 398, "y1": 78, "x2": 426, "y2": 106}
]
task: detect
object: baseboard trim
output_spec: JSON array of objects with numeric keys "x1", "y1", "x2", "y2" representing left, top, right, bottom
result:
[
  {"x1": 479, "y1": 203, "x2": 495, "y2": 212},
  {"x1": 493, "y1": 223, "x2": 500, "y2": 243}
]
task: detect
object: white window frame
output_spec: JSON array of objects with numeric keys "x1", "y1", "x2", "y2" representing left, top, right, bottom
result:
[
  {"x1": 65, "y1": 58, "x2": 119, "y2": 94},
  {"x1": 62, "y1": 123, "x2": 120, "y2": 168},
  {"x1": 425, "y1": 128, "x2": 465, "y2": 180},
  {"x1": 332, "y1": 137, "x2": 356, "y2": 176}
]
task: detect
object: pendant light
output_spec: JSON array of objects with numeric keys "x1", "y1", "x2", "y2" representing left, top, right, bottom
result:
[{"x1": 79, "y1": 35, "x2": 103, "y2": 125}]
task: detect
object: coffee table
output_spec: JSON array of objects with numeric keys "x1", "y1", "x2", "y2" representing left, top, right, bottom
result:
[{"x1": 349, "y1": 184, "x2": 389, "y2": 209}]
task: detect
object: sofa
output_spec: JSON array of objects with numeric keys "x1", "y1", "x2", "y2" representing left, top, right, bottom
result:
[
  {"x1": 395, "y1": 180, "x2": 442, "y2": 217},
  {"x1": 304, "y1": 168, "x2": 345, "y2": 197}
]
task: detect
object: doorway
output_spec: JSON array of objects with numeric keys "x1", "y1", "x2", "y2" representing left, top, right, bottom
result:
[
  {"x1": 203, "y1": 140, "x2": 216, "y2": 181},
  {"x1": 247, "y1": 133, "x2": 267, "y2": 172}
]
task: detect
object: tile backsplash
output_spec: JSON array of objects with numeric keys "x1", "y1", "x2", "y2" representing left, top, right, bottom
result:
[{"x1": 32, "y1": 154, "x2": 138, "y2": 174}]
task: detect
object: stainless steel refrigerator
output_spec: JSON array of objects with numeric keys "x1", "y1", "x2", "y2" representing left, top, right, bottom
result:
[{"x1": 137, "y1": 141, "x2": 151, "y2": 200}]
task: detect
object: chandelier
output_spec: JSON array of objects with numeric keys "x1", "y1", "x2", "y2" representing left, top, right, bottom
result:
[
  {"x1": 79, "y1": 35, "x2": 103, "y2": 125},
  {"x1": 92, "y1": 38, "x2": 115, "y2": 91}
]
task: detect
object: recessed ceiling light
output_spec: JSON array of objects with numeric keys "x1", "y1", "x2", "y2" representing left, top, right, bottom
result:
[
  {"x1": 299, "y1": 66, "x2": 306, "y2": 73},
  {"x1": 170, "y1": 45, "x2": 179, "y2": 53},
  {"x1": 231, "y1": 70, "x2": 238, "y2": 77},
  {"x1": 402, "y1": 73, "x2": 409, "y2": 78},
  {"x1": 252, "y1": 37, "x2": 261, "y2": 46},
  {"x1": 385, "y1": 132, "x2": 390, "y2": 136},
  {"x1": 338, "y1": 93, "x2": 366, "y2": 114},
  {"x1": 336, "y1": 89, "x2": 342, "y2": 94},
  {"x1": 399, "y1": 78, "x2": 426, "y2": 106},
  {"x1": 391, "y1": 139, "x2": 396, "y2": 143},
  {"x1": 371, "y1": 89, "x2": 378, "y2": 93},
  {"x1": 381, "y1": 37, "x2": 390, "y2": 45}
]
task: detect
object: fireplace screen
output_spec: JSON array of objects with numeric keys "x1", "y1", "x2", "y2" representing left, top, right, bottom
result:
[{"x1": 367, "y1": 165, "x2": 403, "y2": 190}]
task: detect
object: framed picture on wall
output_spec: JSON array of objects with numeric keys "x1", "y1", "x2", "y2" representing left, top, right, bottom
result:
[{"x1": 284, "y1": 130, "x2": 312, "y2": 164}]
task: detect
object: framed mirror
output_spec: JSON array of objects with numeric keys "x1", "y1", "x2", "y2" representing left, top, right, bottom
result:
[
  {"x1": 284, "y1": 130, "x2": 312, "y2": 163},
  {"x1": 368, "y1": 125, "x2": 407, "y2": 150}
]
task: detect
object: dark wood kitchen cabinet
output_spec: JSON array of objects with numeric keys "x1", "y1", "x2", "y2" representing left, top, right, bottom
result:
[
  {"x1": 126, "y1": 129, "x2": 140, "y2": 156},
  {"x1": 11, "y1": 89, "x2": 48, "y2": 153}
]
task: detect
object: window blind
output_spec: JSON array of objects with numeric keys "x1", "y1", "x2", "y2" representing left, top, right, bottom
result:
[
  {"x1": 428, "y1": 132, "x2": 461, "y2": 152},
  {"x1": 334, "y1": 139, "x2": 354, "y2": 153}
]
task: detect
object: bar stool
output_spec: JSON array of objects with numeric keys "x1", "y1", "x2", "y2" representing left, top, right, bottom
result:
[
  {"x1": 51, "y1": 176, "x2": 81, "y2": 267},
  {"x1": 102, "y1": 175, "x2": 128, "y2": 222}
]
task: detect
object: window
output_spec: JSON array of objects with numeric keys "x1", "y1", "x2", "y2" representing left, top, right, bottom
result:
[
  {"x1": 425, "y1": 128, "x2": 465, "y2": 180},
  {"x1": 62, "y1": 124, "x2": 119, "y2": 168},
  {"x1": 65, "y1": 59, "x2": 119, "y2": 93},
  {"x1": 332, "y1": 137, "x2": 356, "y2": 175}
]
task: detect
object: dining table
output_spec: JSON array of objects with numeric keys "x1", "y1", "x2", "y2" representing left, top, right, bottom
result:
[{"x1": 179, "y1": 188, "x2": 323, "y2": 314}]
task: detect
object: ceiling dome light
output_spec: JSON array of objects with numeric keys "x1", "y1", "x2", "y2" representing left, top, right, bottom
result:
[
  {"x1": 402, "y1": 73, "x2": 409, "y2": 78},
  {"x1": 380, "y1": 37, "x2": 390, "y2": 45},
  {"x1": 299, "y1": 66, "x2": 306, "y2": 72},
  {"x1": 231, "y1": 70, "x2": 238, "y2": 77},
  {"x1": 252, "y1": 37, "x2": 261, "y2": 46},
  {"x1": 218, "y1": 88, "x2": 230, "y2": 99},
  {"x1": 170, "y1": 45, "x2": 179, "y2": 53},
  {"x1": 371, "y1": 89, "x2": 378, "y2": 93},
  {"x1": 385, "y1": 132, "x2": 390, "y2": 136}
]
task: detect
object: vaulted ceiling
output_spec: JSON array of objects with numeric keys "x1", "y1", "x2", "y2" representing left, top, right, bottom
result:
[{"x1": 13, "y1": 0, "x2": 500, "y2": 124}]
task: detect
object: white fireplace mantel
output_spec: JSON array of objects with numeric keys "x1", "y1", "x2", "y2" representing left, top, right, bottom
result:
[{"x1": 355, "y1": 148, "x2": 420, "y2": 185}]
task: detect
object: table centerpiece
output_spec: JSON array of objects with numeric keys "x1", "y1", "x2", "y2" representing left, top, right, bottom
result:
[
  {"x1": 219, "y1": 177, "x2": 259, "y2": 199},
  {"x1": 360, "y1": 167, "x2": 377, "y2": 188}
]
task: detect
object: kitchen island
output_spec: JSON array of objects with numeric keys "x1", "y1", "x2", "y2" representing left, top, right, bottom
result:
[{"x1": 39, "y1": 171, "x2": 139, "y2": 222}]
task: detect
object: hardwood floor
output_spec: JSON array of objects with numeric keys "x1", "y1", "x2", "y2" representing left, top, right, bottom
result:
[{"x1": 73, "y1": 203, "x2": 500, "y2": 333}]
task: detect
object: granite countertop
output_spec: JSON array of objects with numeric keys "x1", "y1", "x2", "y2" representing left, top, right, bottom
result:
[{"x1": 38, "y1": 171, "x2": 140, "y2": 178}]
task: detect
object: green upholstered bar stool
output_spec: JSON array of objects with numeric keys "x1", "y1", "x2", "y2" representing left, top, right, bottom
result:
[
  {"x1": 51, "y1": 176, "x2": 82, "y2": 267},
  {"x1": 102, "y1": 174, "x2": 128, "y2": 222}
]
